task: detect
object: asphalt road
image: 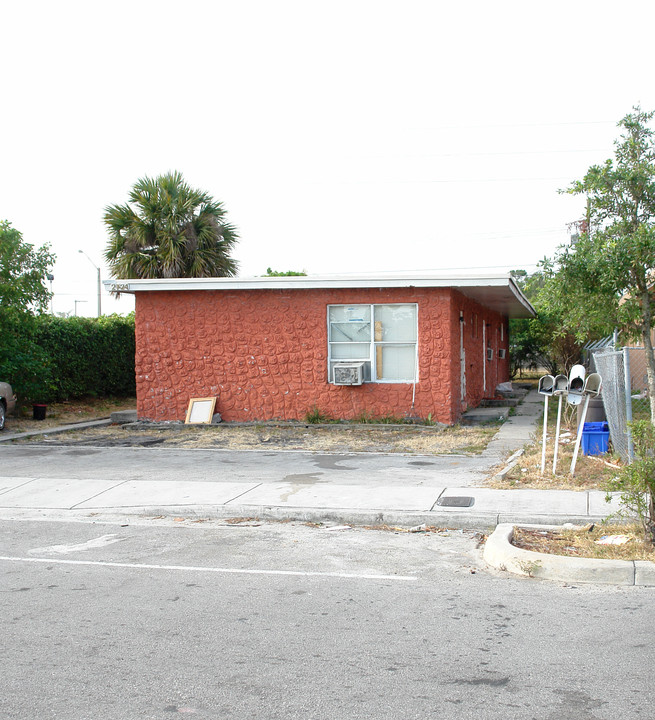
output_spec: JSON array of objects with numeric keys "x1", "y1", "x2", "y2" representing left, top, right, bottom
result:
[
  {"x1": 0, "y1": 444, "x2": 493, "y2": 487},
  {"x1": 2, "y1": 517, "x2": 654, "y2": 719}
]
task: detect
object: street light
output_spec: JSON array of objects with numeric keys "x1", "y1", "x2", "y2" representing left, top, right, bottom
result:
[
  {"x1": 46, "y1": 273, "x2": 54, "y2": 315},
  {"x1": 78, "y1": 250, "x2": 102, "y2": 317}
]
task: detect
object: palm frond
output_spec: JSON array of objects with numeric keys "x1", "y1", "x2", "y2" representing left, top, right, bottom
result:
[{"x1": 103, "y1": 171, "x2": 239, "y2": 279}]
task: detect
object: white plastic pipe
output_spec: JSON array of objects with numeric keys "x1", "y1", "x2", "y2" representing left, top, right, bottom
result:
[{"x1": 570, "y1": 394, "x2": 591, "y2": 476}]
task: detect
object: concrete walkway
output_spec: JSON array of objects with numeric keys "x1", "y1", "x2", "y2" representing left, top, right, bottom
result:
[{"x1": 0, "y1": 390, "x2": 622, "y2": 529}]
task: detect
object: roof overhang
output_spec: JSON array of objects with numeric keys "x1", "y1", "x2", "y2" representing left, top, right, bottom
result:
[{"x1": 105, "y1": 272, "x2": 535, "y2": 318}]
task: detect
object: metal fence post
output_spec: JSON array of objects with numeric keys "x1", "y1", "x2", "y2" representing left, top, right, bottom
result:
[{"x1": 623, "y1": 346, "x2": 635, "y2": 462}]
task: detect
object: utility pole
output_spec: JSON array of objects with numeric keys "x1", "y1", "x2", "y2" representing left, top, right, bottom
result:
[{"x1": 78, "y1": 250, "x2": 102, "y2": 317}]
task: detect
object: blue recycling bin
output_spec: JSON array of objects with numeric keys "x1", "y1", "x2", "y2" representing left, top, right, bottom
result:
[{"x1": 581, "y1": 422, "x2": 610, "y2": 456}]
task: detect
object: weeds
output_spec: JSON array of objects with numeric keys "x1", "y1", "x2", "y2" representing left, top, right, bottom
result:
[
  {"x1": 353, "y1": 411, "x2": 439, "y2": 426},
  {"x1": 605, "y1": 421, "x2": 655, "y2": 545},
  {"x1": 517, "y1": 558, "x2": 542, "y2": 577},
  {"x1": 513, "y1": 523, "x2": 655, "y2": 561},
  {"x1": 304, "y1": 406, "x2": 332, "y2": 424}
]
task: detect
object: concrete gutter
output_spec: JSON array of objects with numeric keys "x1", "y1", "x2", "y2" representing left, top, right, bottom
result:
[{"x1": 484, "y1": 523, "x2": 655, "y2": 586}]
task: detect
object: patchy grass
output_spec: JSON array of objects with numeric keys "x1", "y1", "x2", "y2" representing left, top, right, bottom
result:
[
  {"x1": 11, "y1": 414, "x2": 501, "y2": 455},
  {"x1": 512, "y1": 523, "x2": 655, "y2": 562},
  {"x1": 5, "y1": 394, "x2": 504, "y2": 456},
  {"x1": 4, "y1": 397, "x2": 135, "y2": 435},
  {"x1": 487, "y1": 435, "x2": 620, "y2": 490},
  {"x1": 487, "y1": 397, "x2": 617, "y2": 490}
]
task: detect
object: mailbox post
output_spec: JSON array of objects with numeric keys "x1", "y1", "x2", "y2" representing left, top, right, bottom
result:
[
  {"x1": 570, "y1": 373, "x2": 603, "y2": 475},
  {"x1": 552, "y1": 375, "x2": 568, "y2": 474},
  {"x1": 538, "y1": 375, "x2": 555, "y2": 475}
]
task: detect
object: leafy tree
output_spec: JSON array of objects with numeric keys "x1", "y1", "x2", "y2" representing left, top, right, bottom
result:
[
  {"x1": 509, "y1": 267, "x2": 614, "y2": 376},
  {"x1": 264, "y1": 267, "x2": 307, "y2": 276},
  {"x1": 561, "y1": 106, "x2": 655, "y2": 421},
  {"x1": 0, "y1": 221, "x2": 56, "y2": 404},
  {"x1": 104, "y1": 171, "x2": 239, "y2": 279},
  {"x1": 0, "y1": 220, "x2": 54, "y2": 313}
]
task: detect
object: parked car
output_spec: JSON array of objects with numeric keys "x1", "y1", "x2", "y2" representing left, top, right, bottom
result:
[{"x1": 0, "y1": 382, "x2": 17, "y2": 431}]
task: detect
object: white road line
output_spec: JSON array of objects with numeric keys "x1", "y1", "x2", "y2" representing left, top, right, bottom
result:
[{"x1": 0, "y1": 555, "x2": 417, "y2": 582}]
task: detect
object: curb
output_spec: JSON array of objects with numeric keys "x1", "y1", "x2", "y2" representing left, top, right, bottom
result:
[
  {"x1": 0, "y1": 419, "x2": 113, "y2": 443},
  {"x1": 18, "y1": 504, "x2": 501, "y2": 531},
  {"x1": 0, "y1": 504, "x2": 618, "y2": 536},
  {"x1": 484, "y1": 523, "x2": 655, "y2": 586}
]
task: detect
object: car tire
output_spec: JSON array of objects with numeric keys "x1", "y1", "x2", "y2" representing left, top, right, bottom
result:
[{"x1": 0, "y1": 402, "x2": 5, "y2": 431}]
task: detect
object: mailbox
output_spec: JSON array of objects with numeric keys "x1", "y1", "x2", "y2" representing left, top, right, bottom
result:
[
  {"x1": 567, "y1": 364, "x2": 586, "y2": 405},
  {"x1": 553, "y1": 375, "x2": 568, "y2": 395},
  {"x1": 583, "y1": 373, "x2": 602, "y2": 397},
  {"x1": 538, "y1": 375, "x2": 555, "y2": 396}
]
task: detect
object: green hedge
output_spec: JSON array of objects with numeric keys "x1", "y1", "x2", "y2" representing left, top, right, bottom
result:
[
  {"x1": 32, "y1": 314, "x2": 136, "y2": 400},
  {"x1": 0, "y1": 313, "x2": 135, "y2": 403}
]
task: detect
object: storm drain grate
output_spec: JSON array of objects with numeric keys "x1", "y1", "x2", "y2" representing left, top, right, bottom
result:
[{"x1": 436, "y1": 496, "x2": 475, "y2": 508}]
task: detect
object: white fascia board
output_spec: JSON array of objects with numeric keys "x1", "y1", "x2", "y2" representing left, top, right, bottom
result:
[
  {"x1": 508, "y1": 276, "x2": 537, "y2": 316},
  {"x1": 105, "y1": 272, "x2": 513, "y2": 292},
  {"x1": 104, "y1": 272, "x2": 535, "y2": 317}
]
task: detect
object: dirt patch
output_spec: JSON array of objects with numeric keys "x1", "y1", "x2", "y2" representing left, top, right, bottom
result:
[
  {"x1": 486, "y1": 398, "x2": 617, "y2": 491},
  {"x1": 13, "y1": 420, "x2": 500, "y2": 455},
  {"x1": 486, "y1": 440, "x2": 619, "y2": 491},
  {"x1": 512, "y1": 524, "x2": 655, "y2": 562},
  {"x1": 4, "y1": 397, "x2": 135, "y2": 435}
]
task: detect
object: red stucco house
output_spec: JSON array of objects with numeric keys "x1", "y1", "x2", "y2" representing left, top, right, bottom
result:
[{"x1": 109, "y1": 273, "x2": 534, "y2": 425}]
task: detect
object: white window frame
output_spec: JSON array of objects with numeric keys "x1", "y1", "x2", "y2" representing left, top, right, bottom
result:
[{"x1": 327, "y1": 303, "x2": 418, "y2": 384}]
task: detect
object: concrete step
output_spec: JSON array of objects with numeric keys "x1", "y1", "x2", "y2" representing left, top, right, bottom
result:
[
  {"x1": 460, "y1": 406, "x2": 510, "y2": 425},
  {"x1": 110, "y1": 409, "x2": 138, "y2": 423},
  {"x1": 480, "y1": 398, "x2": 520, "y2": 408},
  {"x1": 497, "y1": 389, "x2": 529, "y2": 400}
]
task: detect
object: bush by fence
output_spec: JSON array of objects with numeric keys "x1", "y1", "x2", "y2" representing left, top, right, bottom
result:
[{"x1": 1, "y1": 314, "x2": 136, "y2": 403}]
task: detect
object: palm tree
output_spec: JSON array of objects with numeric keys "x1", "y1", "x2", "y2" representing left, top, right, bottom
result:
[{"x1": 104, "y1": 171, "x2": 239, "y2": 279}]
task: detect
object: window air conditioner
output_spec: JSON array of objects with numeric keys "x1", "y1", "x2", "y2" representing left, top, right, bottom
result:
[{"x1": 333, "y1": 362, "x2": 365, "y2": 386}]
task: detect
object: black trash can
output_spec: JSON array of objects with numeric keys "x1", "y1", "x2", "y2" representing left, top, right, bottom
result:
[{"x1": 32, "y1": 404, "x2": 47, "y2": 421}]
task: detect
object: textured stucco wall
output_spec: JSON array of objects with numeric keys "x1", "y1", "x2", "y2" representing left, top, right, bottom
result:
[
  {"x1": 454, "y1": 290, "x2": 510, "y2": 413},
  {"x1": 134, "y1": 286, "x2": 509, "y2": 424}
]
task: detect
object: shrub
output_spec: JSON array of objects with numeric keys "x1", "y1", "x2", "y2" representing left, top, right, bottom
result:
[
  {"x1": 606, "y1": 420, "x2": 655, "y2": 545},
  {"x1": 1, "y1": 314, "x2": 136, "y2": 403}
]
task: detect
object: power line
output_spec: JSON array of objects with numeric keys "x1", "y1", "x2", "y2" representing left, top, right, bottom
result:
[
  {"x1": 332, "y1": 176, "x2": 573, "y2": 185},
  {"x1": 361, "y1": 148, "x2": 611, "y2": 160},
  {"x1": 409, "y1": 119, "x2": 615, "y2": 131}
]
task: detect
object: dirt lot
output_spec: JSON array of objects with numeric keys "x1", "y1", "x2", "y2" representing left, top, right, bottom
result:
[{"x1": 11, "y1": 417, "x2": 500, "y2": 455}]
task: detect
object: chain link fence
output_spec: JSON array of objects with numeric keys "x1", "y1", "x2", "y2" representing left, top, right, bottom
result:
[
  {"x1": 592, "y1": 347, "x2": 653, "y2": 463},
  {"x1": 592, "y1": 349, "x2": 630, "y2": 461},
  {"x1": 624, "y1": 347, "x2": 652, "y2": 422}
]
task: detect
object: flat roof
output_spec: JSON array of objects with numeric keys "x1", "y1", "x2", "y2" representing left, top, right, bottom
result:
[{"x1": 105, "y1": 272, "x2": 535, "y2": 318}]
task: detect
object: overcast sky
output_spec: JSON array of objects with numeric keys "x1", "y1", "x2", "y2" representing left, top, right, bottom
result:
[{"x1": 3, "y1": 0, "x2": 655, "y2": 316}]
